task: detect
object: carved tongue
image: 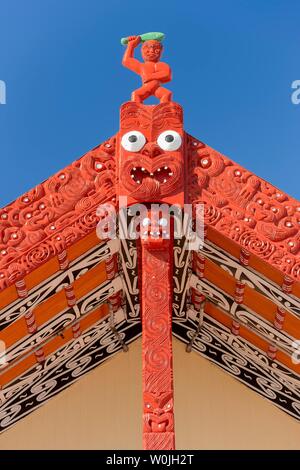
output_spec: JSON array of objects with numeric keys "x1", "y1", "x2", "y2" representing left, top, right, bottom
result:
[
  {"x1": 133, "y1": 176, "x2": 160, "y2": 199},
  {"x1": 151, "y1": 421, "x2": 167, "y2": 432}
]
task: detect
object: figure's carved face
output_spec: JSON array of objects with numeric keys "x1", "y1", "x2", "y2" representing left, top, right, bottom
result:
[
  {"x1": 117, "y1": 102, "x2": 184, "y2": 204},
  {"x1": 143, "y1": 391, "x2": 174, "y2": 433},
  {"x1": 141, "y1": 40, "x2": 163, "y2": 62}
]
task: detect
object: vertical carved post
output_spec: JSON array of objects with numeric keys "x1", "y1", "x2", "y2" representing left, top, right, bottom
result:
[
  {"x1": 141, "y1": 216, "x2": 175, "y2": 450},
  {"x1": 116, "y1": 99, "x2": 184, "y2": 449}
]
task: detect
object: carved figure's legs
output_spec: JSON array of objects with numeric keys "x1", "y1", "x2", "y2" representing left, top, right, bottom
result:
[
  {"x1": 132, "y1": 80, "x2": 159, "y2": 103},
  {"x1": 155, "y1": 86, "x2": 172, "y2": 103},
  {"x1": 132, "y1": 80, "x2": 172, "y2": 103}
]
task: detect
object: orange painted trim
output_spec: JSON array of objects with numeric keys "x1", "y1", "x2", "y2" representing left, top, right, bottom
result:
[
  {"x1": 67, "y1": 231, "x2": 102, "y2": 263},
  {"x1": 205, "y1": 302, "x2": 300, "y2": 375},
  {"x1": 276, "y1": 349, "x2": 300, "y2": 374},
  {"x1": 243, "y1": 286, "x2": 276, "y2": 324},
  {"x1": 0, "y1": 232, "x2": 105, "y2": 328},
  {"x1": 200, "y1": 255, "x2": 300, "y2": 339},
  {"x1": 207, "y1": 226, "x2": 241, "y2": 260},
  {"x1": 0, "y1": 317, "x2": 28, "y2": 349},
  {"x1": 0, "y1": 354, "x2": 37, "y2": 387},
  {"x1": 204, "y1": 257, "x2": 236, "y2": 298},
  {"x1": 0, "y1": 261, "x2": 107, "y2": 357},
  {"x1": 0, "y1": 231, "x2": 105, "y2": 310},
  {"x1": 293, "y1": 283, "x2": 300, "y2": 299},
  {"x1": 205, "y1": 301, "x2": 232, "y2": 328},
  {"x1": 0, "y1": 304, "x2": 109, "y2": 387},
  {"x1": 73, "y1": 261, "x2": 107, "y2": 300},
  {"x1": 0, "y1": 284, "x2": 18, "y2": 310},
  {"x1": 25, "y1": 257, "x2": 60, "y2": 292},
  {"x1": 34, "y1": 289, "x2": 68, "y2": 327},
  {"x1": 207, "y1": 226, "x2": 300, "y2": 300}
]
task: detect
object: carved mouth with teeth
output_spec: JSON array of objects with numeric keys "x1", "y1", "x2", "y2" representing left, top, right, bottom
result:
[
  {"x1": 120, "y1": 154, "x2": 183, "y2": 201},
  {"x1": 130, "y1": 166, "x2": 173, "y2": 185}
]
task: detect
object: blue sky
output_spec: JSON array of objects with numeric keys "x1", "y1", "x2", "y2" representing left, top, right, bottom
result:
[{"x1": 0, "y1": 0, "x2": 299, "y2": 206}]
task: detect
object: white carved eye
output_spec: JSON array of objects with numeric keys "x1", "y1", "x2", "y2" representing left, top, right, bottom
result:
[
  {"x1": 142, "y1": 218, "x2": 151, "y2": 227},
  {"x1": 121, "y1": 131, "x2": 146, "y2": 152},
  {"x1": 159, "y1": 218, "x2": 168, "y2": 226},
  {"x1": 157, "y1": 130, "x2": 182, "y2": 151}
]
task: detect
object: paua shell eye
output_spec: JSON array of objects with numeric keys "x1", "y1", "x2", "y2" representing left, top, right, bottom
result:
[
  {"x1": 121, "y1": 131, "x2": 146, "y2": 152},
  {"x1": 157, "y1": 130, "x2": 182, "y2": 151}
]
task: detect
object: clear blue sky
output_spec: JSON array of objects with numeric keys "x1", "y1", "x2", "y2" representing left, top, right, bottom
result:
[{"x1": 0, "y1": 0, "x2": 299, "y2": 206}]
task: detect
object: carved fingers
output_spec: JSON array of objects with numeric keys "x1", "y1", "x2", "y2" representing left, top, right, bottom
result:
[{"x1": 127, "y1": 35, "x2": 141, "y2": 47}]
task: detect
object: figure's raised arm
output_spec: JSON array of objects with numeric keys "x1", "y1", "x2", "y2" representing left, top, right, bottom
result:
[{"x1": 122, "y1": 36, "x2": 141, "y2": 75}]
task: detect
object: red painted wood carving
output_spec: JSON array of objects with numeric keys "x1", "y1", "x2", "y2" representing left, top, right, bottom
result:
[
  {"x1": 1, "y1": 31, "x2": 300, "y2": 450},
  {"x1": 141, "y1": 222, "x2": 175, "y2": 450},
  {"x1": 117, "y1": 101, "x2": 185, "y2": 208},
  {"x1": 118, "y1": 39, "x2": 182, "y2": 448},
  {"x1": 0, "y1": 138, "x2": 117, "y2": 290},
  {"x1": 2, "y1": 48, "x2": 300, "y2": 291},
  {"x1": 122, "y1": 34, "x2": 172, "y2": 103},
  {"x1": 186, "y1": 134, "x2": 300, "y2": 279}
]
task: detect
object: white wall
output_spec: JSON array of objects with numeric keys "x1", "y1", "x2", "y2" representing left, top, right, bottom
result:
[{"x1": 0, "y1": 338, "x2": 299, "y2": 449}]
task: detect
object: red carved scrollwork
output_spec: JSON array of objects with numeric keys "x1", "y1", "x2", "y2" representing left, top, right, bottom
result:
[
  {"x1": 0, "y1": 138, "x2": 117, "y2": 290},
  {"x1": 141, "y1": 219, "x2": 175, "y2": 450},
  {"x1": 187, "y1": 134, "x2": 300, "y2": 280}
]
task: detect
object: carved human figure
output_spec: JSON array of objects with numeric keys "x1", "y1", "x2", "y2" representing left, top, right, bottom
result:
[{"x1": 122, "y1": 36, "x2": 172, "y2": 103}]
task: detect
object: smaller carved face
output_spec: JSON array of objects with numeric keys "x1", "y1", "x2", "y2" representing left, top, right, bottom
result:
[
  {"x1": 141, "y1": 40, "x2": 162, "y2": 62},
  {"x1": 143, "y1": 392, "x2": 174, "y2": 433}
]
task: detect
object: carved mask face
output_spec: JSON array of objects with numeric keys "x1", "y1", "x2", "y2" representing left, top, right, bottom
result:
[
  {"x1": 117, "y1": 102, "x2": 184, "y2": 204},
  {"x1": 143, "y1": 391, "x2": 174, "y2": 433}
]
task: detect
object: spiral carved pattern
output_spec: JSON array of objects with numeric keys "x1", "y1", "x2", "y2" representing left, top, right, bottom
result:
[
  {"x1": 187, "y1": 133, "x2": 300, "y2": 281},
  {"x1": 239, "y1": 231, "x2": 275, "y2": 259},
  {"x1": 0, "y1": 138, "x2": 116, "y2": 290},
  {"x1": 141, "y1": 237, "x2": 175, "y2": 450}
]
